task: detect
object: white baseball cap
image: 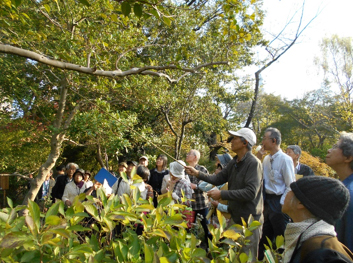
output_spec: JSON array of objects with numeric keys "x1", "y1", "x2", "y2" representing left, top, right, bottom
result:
[{"x1": 228, "y1": 128, "x2": 256, "y2": 146}]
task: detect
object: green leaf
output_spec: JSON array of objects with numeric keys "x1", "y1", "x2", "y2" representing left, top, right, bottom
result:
[
  {"x1": 276, "y1": 235, "x2": 284, "y2": 249},
  {"x1": 7, "y1": 197, "x2": 13, "y2": 208},
  {"x1": 50, "y1": 228, "x2": 70, "y2": 238},
  {"x1": 20, "y1": 250, "x2": 38, "y2": 262},
  {"x1": 0, "y1": 233, "x2": 28, "y2": 249},
  {"x1": 85, "y1": 204, "x2": 100, "y2": 221},
  {"x1": 162, "y1": 16, "x2": 171, "y2": 26},
  {"x1": 14, "y1": 0, "x2": 22, "y2": 8},
  {"x1": 133, "y1": 4, "x2": 143, "y2": 18},
  {"x1": 222, "y1": 229, "x2": 241, "y2": 240},
  {"x1": 46, "y1": 201, "x2": 60, "y2": 219},
  {"x1": 150, "y1": 8, "x2": 159, "y2": 19},
  {"x1": 27, "y1": 200, "x2": 40, "y2": 234},
  {"x1": 192, "y1": 248, "x2": 206, "y2": 257},
  {"x1": 0, "y1": 211, "x2": 9, "y2": 222},
  {"x1": 45, "y1": 215, "x2": 62, "y2": 226},
  {"x1": 144, "y1": 243, "x2": 154, "y2": 263},
  {"x1": 77, "y1": 0, "x2": 90, "y2": 7},
  {"x1": 239, "y1": 252, "x2": 248, "y2": 263},
  {"x1": 44, "y1": 4, "x2": 50, "y2": 13},
  {"x1": 121, "y1": 2, "x2": 131, "y2": 16}
]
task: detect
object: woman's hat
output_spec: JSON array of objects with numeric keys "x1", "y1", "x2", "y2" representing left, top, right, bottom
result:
[
  {"x1": 74, "y1": 169, "x2": 85, "y2": 177},
  {"x1": 169, "y1": 161, "x2": 186, "y2": 178}
]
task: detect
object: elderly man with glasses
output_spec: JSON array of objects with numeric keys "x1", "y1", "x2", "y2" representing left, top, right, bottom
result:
[
  {"x1": 326, "y1": 132, "x2": 353, "y2": 251},
  {"x1": 256, "y1": 127, "x2": 296, "y2": 260}
]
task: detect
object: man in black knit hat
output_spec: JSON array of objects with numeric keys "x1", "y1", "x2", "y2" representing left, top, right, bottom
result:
[{"x1": 281, "y1": 176, "x2": 353, "y2": 263}]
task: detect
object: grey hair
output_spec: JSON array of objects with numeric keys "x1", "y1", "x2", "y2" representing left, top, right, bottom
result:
[
  {"x1": 191, "y1": 149, "x2": 201, "y2": 162},
  {"x1": 265, "y1": 127, "x2": 281, "y2": 145},
  {"x1": 66, "y1": 163, "x2": 79, "y2": 170},
  {"x1": 339, "y1": 132, "x2": 353, "y2": 170},
  {"x1": 287, "y1": 145, "x2": 302, "y2": 159},
  {"x1": 240, "y1": 137, "x2": 252, "y2": 151}
]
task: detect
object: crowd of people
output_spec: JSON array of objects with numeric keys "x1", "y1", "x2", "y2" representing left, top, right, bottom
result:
[{"x1": 32, "y1": 127, "x2": 353, "y2": 262}]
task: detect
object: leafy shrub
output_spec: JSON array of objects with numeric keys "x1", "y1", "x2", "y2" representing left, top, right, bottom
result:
[
  {"x1": 0, "y1": 190, "x2": 262, "y2": 263},
  {"x1": 300, "y1": 151, "x2": 335, "y2": 177}
]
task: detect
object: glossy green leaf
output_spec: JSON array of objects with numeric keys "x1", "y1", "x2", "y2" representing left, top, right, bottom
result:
[
  {"x1": 14, "y1": 0, "x2": 22, "y2": 8},
  {"x1": 121, "y1": 2, "x2": 131, "y2": 16},
  {"x1": 133, "y1": 4, "x2": 143, "y2": 18},
  {"x1": 77, "y1": 0, "x2": 90, "y2": 7}
]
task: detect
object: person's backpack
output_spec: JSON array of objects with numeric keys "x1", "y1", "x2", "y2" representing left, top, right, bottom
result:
[{"x1": 300, "y1": 235, "x2": 353, "y2": 263}]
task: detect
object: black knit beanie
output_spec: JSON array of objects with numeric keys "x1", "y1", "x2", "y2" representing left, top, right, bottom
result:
[{"x1": 290, "y1": 176, "x2": 350, "y2": 225}]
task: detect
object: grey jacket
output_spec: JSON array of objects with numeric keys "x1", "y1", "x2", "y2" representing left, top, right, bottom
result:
[{"x1": 198, "y1": 151, "x2": 263, "y2": 224}]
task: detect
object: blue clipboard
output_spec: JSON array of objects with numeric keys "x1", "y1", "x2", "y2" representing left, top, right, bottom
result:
[{"x1": 94, "y1": 168, "x2": 118, "y2": 187}]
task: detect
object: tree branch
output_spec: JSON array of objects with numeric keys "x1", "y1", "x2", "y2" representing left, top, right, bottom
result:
[{"x1": 0, "y1": 44, "x2": 228, "y2": 83}]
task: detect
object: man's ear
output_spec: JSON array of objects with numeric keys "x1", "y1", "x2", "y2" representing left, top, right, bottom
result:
[
  {"x1": 344, "y1": 155, "x2": 353, "y2": 164},
  {"x1": 296, "y1": 201, "x2": 306, "y2": 210}
]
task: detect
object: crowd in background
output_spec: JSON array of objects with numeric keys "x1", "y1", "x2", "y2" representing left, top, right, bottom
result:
[{"x1": 29, "y1": 127, "x2": 353, "y2": 263}]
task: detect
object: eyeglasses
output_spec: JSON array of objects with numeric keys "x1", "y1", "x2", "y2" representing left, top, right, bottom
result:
[
  {"x1": 331, "y1": 143, "x2": 340, "y2": 150},
  {"x1": 262, "y1": 137, "x2": 273, "y2": 141},
  {"x1": 186, "y1": 153, "x2": 195, "y2": 156}
]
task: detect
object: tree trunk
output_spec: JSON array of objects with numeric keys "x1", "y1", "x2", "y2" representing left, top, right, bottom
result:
[
  {"x1": 96, "y1": 143, "x2": 106, "y2": 168},
  {"x1": 22, "y1": 80, "x2": 80, "y2": 208}
]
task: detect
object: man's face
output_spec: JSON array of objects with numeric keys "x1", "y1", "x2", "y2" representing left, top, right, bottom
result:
[
  {"x1": 186, "y1": 151, "x2": 196, "y2": 164},
  {"x1": 127, "y1": 164, "x2": 135, "y2": 175},
  {"x1": 67, "y1": 166, "x2": 76, "y2": 177},
  {"x1": 262, "y1": 132, "x2": 274, "y2": 151},
  {"x1": 326, "y1": 140, "x2": 347, "y2": 169},
  {"x1": 282, "y1": 190, "x2": 295, "y2": 217},
  {"x1": 230, "y1": 136, "x2": 244, "y2": 152},
  {"x1": 139, "y1": 158, "x2": 148, "y2": 167},
  {"x1": 286, "y1": 148, "x2": 298, "y2": 162}
]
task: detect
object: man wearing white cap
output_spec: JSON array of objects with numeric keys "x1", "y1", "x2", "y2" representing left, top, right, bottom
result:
[{"x1": 185, "y1": 128, "x2": 263, "y2": 258}]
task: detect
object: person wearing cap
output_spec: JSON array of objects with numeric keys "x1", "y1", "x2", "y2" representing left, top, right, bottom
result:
[
  {"x1": 118, "y1": 162, "x2": 128, "y2": 175},
  {"x1": 185, "y1": 149, "x2": 211, "y2": 248},
  {"x1": 257, "y1": 127, "x2": 295, "y2": 259},
  {"x1": 326, "y1": 132, "x2": 353, "y2": 251},
  {"x1": 282, "y1": 176, "x2": 353, "y2": 263},
  {"x1": 51, "y1": 162, "x2": 79, "y2": 202},
  {"x1": 139, "y1": 156, "x2": 149, "y2": 168},
  {"x1": 168, "y1": 161, "x2": 192, "y2": 205},
  {"x1": 62, "y1": 169, "x2": 87, "y2": 206},
  {"x1": 185, "y1": 128, "x2": 263, "y2": 258},
  {"x1": 286, "y1": 145, "x2": 314, "y2": 177},
  {"x1": 84, "y1": 170, "x2": 94, "y2": 188}
]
